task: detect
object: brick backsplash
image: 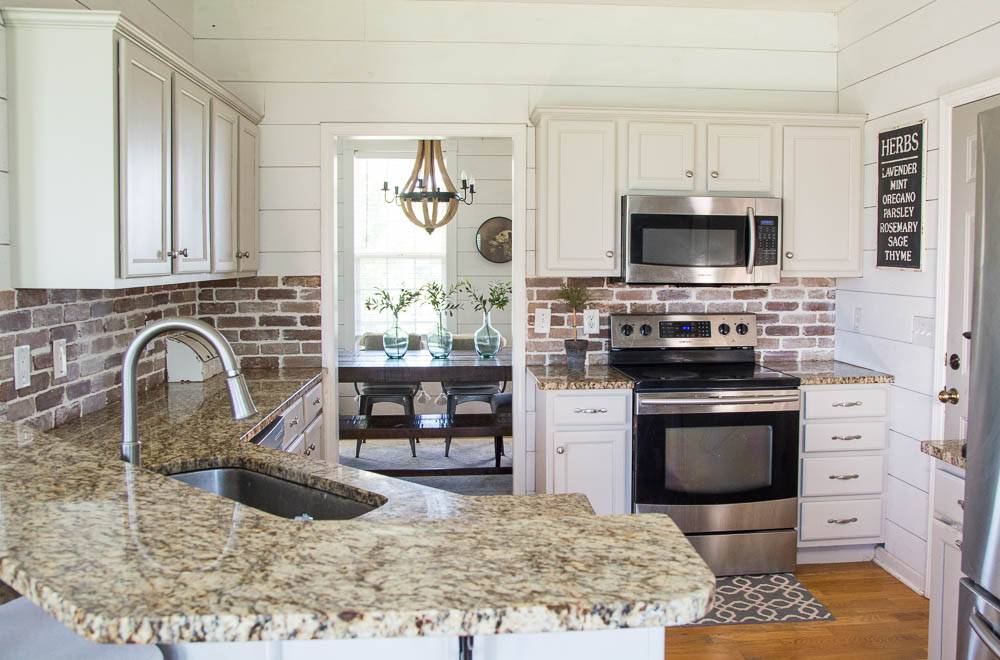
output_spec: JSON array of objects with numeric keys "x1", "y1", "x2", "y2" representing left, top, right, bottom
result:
[{"x1": 526, "y1": 277, "x2": 836, "y2": 366}]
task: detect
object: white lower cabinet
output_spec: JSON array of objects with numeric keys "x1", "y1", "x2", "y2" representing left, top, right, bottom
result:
[
  {"x1": 534, "y1": 388, "x2": 632, "y2": 515},
  {"x1": 279, "y1": 381, "x2": 325, "y2": 459},
  {"x1": 929, "y1": 465, "x2": 966, "y2": 660}
]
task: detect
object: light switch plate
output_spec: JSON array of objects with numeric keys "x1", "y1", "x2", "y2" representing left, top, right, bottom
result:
[
  {"x1": 534, "y1": 308, "x2": 551, "y2": 334},
  {"x1": 913, "y1": 315, "x2": 935, "y2": 348},
  {"x1": 14, "y1": 345, "x2": 30, "y2": 390},
  {"x1": 852, "y1": 306, "x2": 862, "y2": 332},
  {"x1": 583, "y1": 309, "x2": 600, "y2": 335},
  {"x1": 52, "y1": 339, "x2": 68, "y2": 379}
]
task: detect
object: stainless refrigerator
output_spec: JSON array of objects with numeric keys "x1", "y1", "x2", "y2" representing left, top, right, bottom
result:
[{"x1": 958, "y1": 105, "x2": 1000, "y2": 658}]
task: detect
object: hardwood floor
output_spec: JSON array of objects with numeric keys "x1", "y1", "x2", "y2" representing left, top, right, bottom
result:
[{"x1": 666, "y1": 562, "x2": 929, "y2": 659}]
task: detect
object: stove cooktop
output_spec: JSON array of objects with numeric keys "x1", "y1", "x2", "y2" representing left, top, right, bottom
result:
[{"x1": 612, "y1": 362, "x2": 801, "y2": 392}]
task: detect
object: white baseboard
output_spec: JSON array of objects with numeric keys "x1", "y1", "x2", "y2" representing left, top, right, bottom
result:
[
  {"x1": 797, "y1": 544, "x2": 876, "y2": 564},
  {"x1": 874, "y1": 546, "x2": 927, "y2": 597}
]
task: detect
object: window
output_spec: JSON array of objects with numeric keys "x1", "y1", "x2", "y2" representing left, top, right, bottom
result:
[{"x1": 353, "y1": 154, "x2": 448, "y2": 338}]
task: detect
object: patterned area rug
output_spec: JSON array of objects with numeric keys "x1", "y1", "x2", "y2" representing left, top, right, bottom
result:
[{"x1": 691, "y1": 573, "x2": 835, "y2": 626}]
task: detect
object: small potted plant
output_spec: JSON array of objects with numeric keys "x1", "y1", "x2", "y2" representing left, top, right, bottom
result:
[
  {"x1": 556, "y1": 282, "x2": 593, "y2": 372},
  {"x1": 364, "y1": 287, "x2": 421, "y2": 358},
  {"x1": 422, "y1": 281, "x2": 463, "y2": 359},
  {"x1": 458, "y1": 279, "x2": 512, "y2": 358}
]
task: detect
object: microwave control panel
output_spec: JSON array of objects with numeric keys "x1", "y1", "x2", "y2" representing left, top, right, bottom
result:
[{"x1": 755, "y1": 217, "x2": 779, "y2": 266}]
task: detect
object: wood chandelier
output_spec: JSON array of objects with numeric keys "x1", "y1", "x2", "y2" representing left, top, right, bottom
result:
[{"x1": 382, "y1": 139, "x2": 475, "y2": 235}]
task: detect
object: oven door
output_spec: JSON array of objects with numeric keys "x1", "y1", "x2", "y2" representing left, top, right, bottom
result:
[
  {"x1": 633, "y1": 389, "x2": 799, "y2": 533},
  {"x1": 623, "y1": 195, "x2": 781, "y2": 285}
]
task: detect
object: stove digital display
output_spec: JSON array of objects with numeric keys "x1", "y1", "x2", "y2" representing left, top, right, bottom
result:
[{"x1": 659, "y1": 320, "x2": 711, "y2": 338}]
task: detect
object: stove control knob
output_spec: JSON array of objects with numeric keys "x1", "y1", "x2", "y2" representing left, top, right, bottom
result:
[
  {"x1": 718, "y1": 323, "x2": 731, "y2": 336},
  {"x1": 736, "y1": 323, "x2": 750, "y2": 336},
  {"x1": 620, "y1": 324, "x2": 634, "y2": 337},
  {"x1": 640, "y1": 324, "x2": 653, "y2": 337}
]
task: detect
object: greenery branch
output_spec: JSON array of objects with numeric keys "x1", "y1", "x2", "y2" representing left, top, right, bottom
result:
[
  {"x1": 458, "y1": 279, "x2": 512, "y2": 314},
  {"x1": 364, "y1": 287, "x2": 422, "y2": 318},
  {"x1": 421, "y1": 282, "x2": 464, "y2": 316},
  {"x1": 556, "y1": 283, "x2": 593, "y2": 340}
]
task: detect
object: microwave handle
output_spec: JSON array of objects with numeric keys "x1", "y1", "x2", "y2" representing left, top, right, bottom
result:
[{"x1": 746, "y1": 207, "x2": 756, "y2": 275}]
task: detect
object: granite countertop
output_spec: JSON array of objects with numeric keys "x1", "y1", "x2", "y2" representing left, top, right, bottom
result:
[
  {"x1": 921, "y1": 439, "x2": 966, "y2": 470},
  {"x1": 0, "y1": 370, "x2": 714, "y2": 644},
  {"x1": 527, "y1": 364, "x2": 634, "y2": 390},
  {"x1": 763, "y1": 360, "x2": 895, "y2": 386}
]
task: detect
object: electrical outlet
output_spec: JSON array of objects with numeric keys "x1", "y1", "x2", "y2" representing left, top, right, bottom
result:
[
  {"x1": 913, "y1": 316, "x2": 935, "y2": 348},
  {"x1": 852, "y1": 307, "x2": 862, "y2": 332},
  {"x1": 14, "y1": 345, "x2": 31, "y2": 390},
  {"x1": 534, "y1": 308, "x2": 551, "y2": 334},
  {"x1": 52, "y1": 339, "x2": 68, "y2": 379},
  {"x1": 583, "y1": 309, "x2": 600, "y2": 335}
]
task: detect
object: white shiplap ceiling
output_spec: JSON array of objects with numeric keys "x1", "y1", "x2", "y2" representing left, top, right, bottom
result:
[{"x1": 468, "y1": 0, "x2": 856, "y2": 11}]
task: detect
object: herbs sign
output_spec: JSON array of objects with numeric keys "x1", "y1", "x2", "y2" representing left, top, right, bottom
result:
[{"x1": 877, "y1": 123, "x2": 924, "y2": 270}]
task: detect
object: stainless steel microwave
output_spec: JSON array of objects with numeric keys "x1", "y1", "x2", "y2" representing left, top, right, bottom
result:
[{"x1": 622, "y1": 195, "x2": 782, "y2": 285}]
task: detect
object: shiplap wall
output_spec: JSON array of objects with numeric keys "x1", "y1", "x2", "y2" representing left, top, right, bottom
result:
[{"x1": 836, "y1": 0, "x2": 1000, "y2": 587}]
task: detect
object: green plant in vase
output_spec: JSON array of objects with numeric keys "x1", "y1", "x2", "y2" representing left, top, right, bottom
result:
[
  {"x1": 422, "y1": 282, "x2": 463, "y2": 359},
  {"x1": 364, "y1": 287, "x2": 421, "y2": 359},
  {"x1": 459, "y1": 279, "x2": 512, "y2": 358},
  {"x1": 555, "y1": 282, "x2": 593, "y2": 372}
]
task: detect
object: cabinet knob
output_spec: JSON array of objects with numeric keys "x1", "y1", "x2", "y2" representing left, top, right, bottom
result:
[
  {"x1": 685, "y1": 170, "x2": 694, "y2": 178},
  {"x1": 605, "y1": 250, "x2": 614, "y2": 258},
  {"x1": 556, "y1": 447, "x2": 565, "y2": 454},
  {"x1": 785, "y1": 251, "x2": 794, "y2": 259},
  {"x1": 710, "y1": 171, "x2": 719, "y2": 179}
]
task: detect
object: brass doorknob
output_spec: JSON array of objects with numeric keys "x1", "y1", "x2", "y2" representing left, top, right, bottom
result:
[{"x1": 938, "y1": 387, "x2": 960, "y2": 404}]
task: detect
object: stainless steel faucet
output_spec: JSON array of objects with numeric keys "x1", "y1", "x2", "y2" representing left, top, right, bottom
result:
[{"x1": 120, "y1": 317, "x2": 258, "y2": 466}]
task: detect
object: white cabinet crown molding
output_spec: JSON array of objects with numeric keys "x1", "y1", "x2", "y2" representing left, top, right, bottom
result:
[{"x1": 531, "y1": 106, "x2": 867, "y2": 127}]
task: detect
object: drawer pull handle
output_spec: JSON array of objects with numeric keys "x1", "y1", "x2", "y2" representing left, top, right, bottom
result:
[
  {"x1": 304, "y1": 443, "x2": 317, "y2": 456},
  {"x1": 829, "y1": 474, "x2": 860, "y2": 480},
  {"x1": 958, "y1": 498, "x2": 966, "y2": 510},
  {"x1": 831, "y1": 434, "x2": 862, "y2": 441},
  {"x1": 827, "y1": 517, "x2": 858, "y2": 525},
  {"x1": 313, "y1": 397, "x2": 322, "y2": 406},
  {"x1": 832, "y1": 401, "x2": 863, "y2": 408},
  {"x1": 574, "y1": 408, "x2": 608, "y2": 414},
  {"x1": 289, "y1": 419, "x2": 299, "y2": 427},
  {"x1": 957, "y1": 539, "x2": 963, "y2": 550}
]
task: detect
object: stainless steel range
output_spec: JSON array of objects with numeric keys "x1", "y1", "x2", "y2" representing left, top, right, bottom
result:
[{"x1": 610, "y1": 313, "x2": 801, "y2": 576}]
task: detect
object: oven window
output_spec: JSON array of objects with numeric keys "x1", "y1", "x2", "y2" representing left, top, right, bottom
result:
[
  {"x1": 631, "y1": 213, "x2": 746, "y2": 267},
  {"x1": 663, "y1": 425, "x2": 773, "y2": 494}
]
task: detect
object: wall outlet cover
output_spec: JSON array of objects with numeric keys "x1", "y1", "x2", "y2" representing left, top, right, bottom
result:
[
  {"x1": 14, "y1": 345, "x2": 30, "y2": 390},
  {"x1": 534, "y1": 308, "x2": 551, "y2": 334},
  {"x1": 52, "y1": 339, "x2": 68, "y2": 380},
  {"x1": 583, "y1": 309, "x2": 600, "y2": 335}
]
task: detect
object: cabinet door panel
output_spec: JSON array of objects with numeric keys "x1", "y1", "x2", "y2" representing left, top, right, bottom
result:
[
  {"x1": 782, "y1": 126, "x2": 862, "y2": 276},
  {"x1": 929, "y1": 518, "x2": 963, "y2": 660},
  {"x1": 707, "y1": 124, "x2": 772, "y2": 192},
  {"x1": 541, "y1": 119, "x2": 616, "y2": 275},
  {"x1": 237, "y1": 117, "x2": 260, "y2": 272},
  {"x1": 627, "y1": 121, "x2": 696, "y2": 190},
  {"x1": 172, "y1": 73, "x2": 211, "y2": 274},
  {"x1": 211, "y1": 100, "x2": 240, "y2": 273},
  {"x1": 552, "y1": 429, "x2": 626, "y2": 515},
  {"x1": 119, "y1": 39, "x2": 172, "y2": 278}
]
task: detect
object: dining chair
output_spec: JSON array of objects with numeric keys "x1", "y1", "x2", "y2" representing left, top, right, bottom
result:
[
  {"x1": 441, "y1": 333, "x2": 508, "y2": 457},
  {"x1": 354, "y1": 332, "x2": 424, "y2": 458}
]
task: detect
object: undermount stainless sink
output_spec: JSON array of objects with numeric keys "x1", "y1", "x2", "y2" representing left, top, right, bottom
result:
[{"x1": 168, "y1": 468, "x2": 377, "y2": 520}]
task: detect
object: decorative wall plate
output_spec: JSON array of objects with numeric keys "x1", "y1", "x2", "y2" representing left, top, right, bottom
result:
[{"x1": 475, "y1": 216, "x2": 513, "y2": 264}]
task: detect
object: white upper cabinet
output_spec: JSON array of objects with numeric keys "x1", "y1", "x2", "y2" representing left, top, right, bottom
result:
[
  {"x1": 211, "y1": 100, "x2": 240, "y2": 274},
  {"x1": 119, "y1": 38, "x2": 172, "y2": 278},
  {"x1": 706, "y1": 123, "x2": 773, "y2": 192},
  {"x1": 626, "y1": 121, "x2": 696, "y2": 191},
  {"x1": 782, "y1": 125, "x2": 863, "y2": 277},
  {"x1": 537, "y1": 116, "x2": 618, "y2": 276},
  {"x1": 237, "y1": 117, "x2": 261, "y2": 273},
  {"x1": 2, "y1": 8, "x2": 262, "y2": 289},
  {"x1": 171, "y1": 73, "x2": 212, "y2": 274}
]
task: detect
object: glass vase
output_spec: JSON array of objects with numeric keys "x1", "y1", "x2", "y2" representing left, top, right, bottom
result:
[
  {"x1": 427, "y1": 311, "x2": 453, "y2": 359},
  {"x1": 474, "y1": 311, "x2": 503, "y2": 358},
  {"x1": 382, "y1": 315, "x2": 408, "y2": 359}
]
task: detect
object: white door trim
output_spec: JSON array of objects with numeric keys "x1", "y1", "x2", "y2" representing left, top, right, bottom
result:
[{"x1": 319, "y1": 122, "x2": 529, "y2": 494}]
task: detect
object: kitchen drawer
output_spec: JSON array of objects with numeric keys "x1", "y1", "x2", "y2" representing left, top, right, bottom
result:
[
  {"x1": 800, "y1": 498, "x2": 883, "y2": 541},
  {"x1": 803, "y1": 421, "x2": 887, "y2": 453},
  {"x1": 284, "y1": 432, "x2": 305, "y2": 455},
  {"x1": 802, "y1": 455, "x2": 884, "y2": 497},
  {"x1": 304, "y1": 381, "x2": 323, "y2": 424},
  {"x1": 303, "y1": 413, "x2": 323, "y2": 458},
  {"x1": 934, "y1": 468, "x2": 965, "y2": 526},
  {"x1": 803, "y1": 387, "x2": 887, "y2": 420},
  {"x1": 552, "y1": 393, "x2": 629, "y2": 427},
  {"x1": 281, "y1": 397, "x2": 306, "y2": 446}
]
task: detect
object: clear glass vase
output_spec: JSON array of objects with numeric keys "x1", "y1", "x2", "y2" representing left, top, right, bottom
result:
[
  {"x1": 427, "y1": 311, "x2": 453, "y2": 359},
  {"x1": 382, "y1": 315, "x2": 408, "y2": 359},
  {"x1": 474, "y1": 311, "x2": 503, "y2": 358}
]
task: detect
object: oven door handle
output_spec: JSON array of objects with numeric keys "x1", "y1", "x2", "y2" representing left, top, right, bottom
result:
[
  {"x1": 640, "y1": 394, "x2": 800, "y2": 406},
  {"x1": 746, "y1": 206, "x2": 756, "y2": 276}
]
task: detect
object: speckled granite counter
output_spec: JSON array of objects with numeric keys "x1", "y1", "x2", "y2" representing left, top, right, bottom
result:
[
  {"x1": 763, "y1": 360, "x2": 895, "y2": 385},
  {"x1": 921, "y1": 439, "x2": 966, "y2": 470},
  {"x1": 0, "y1": 370, "x2": 714, "y2": 645},
  {"x1": 527, "y1": 364, "x2": 634, "y2": 390}
]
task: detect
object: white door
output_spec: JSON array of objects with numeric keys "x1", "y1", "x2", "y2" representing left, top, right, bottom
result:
[
  {"x1": 707, "y1": 123, "x2": 773, "y2": 192},
  {"x1": 625, "y1": 120, "x2": 696, "y2": 191},
  {"x1": 118, "y1": 38, "x2": 172, "y2": 278},
  {"x1": 928, "y1": 518, "x2": 963, "y2": 660},
  {"x1": 942, "y1": 96, "x2": 1000, "y2": 438},
  {"x1": 237, "y1": 117, "x2": 260, "y2": 272},
  {"x1": 171, "y1": 73, "x2": 212, "y2": 274},
  {"x1": 211, "y1": 99, "x2": 240, "y2": 273},
  {"x1": 540, "y1": 118, "x2": 617, "y2": 275},
  {"x1": 781, "y1": 125, "x2": 862, "y2": 277},
  {"x1": 552, "y1": 429, "x2": 626, "y2": 515}
]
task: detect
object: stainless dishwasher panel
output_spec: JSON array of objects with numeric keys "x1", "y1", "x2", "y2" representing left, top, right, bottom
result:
[{"x1": 252, "y1": 418, "x2": 285, "y2": 450}]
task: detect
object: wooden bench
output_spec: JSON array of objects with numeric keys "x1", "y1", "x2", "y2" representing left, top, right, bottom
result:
[{"x1": 338, "y1": 413, "x2": 513, "y2": 476}]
